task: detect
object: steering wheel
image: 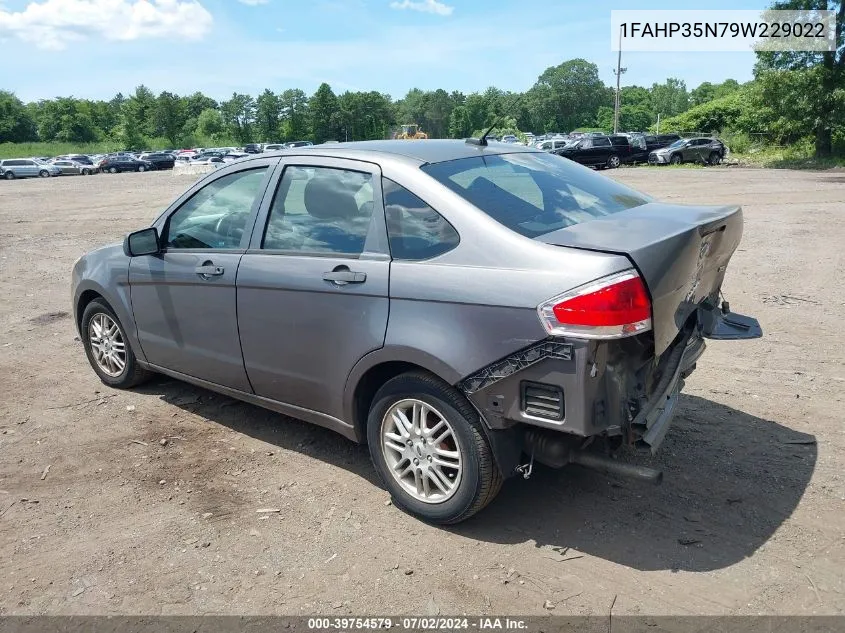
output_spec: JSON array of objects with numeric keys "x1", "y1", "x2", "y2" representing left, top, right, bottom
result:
[{"x1": 214, "y1": 214, "x2": 243, "y2": 247}]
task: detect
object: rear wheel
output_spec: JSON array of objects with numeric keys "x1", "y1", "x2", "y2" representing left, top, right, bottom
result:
[
  {"x1": 607, "y1": 154, "x2": 621, "y2": 169},
  {"x1": 367, "y1": 372, "x2": 502, "y2": 524},
  {"x1": 81, "y1": 299, "x2": 150, "y2": 389},
  {"x1": 137, "y1": 165, "x2": 146, "y2": 172},
  {"x1": 708, "y1": 152, "x2": 721, "y2": 165},
  {"x1": 39, "y1": 169, "x2": 50, "y2": 178},
  {"x1": 108, "y1": 167, "x2": 117, "y2": 174},
  {"x1": 81, "y1": 168, "x2": 91, "y2": 175},
  {"x1": 670, "y1": 154, "x2": 682, "y2": 165}
]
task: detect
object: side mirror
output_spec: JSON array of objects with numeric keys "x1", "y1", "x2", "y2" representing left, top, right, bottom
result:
[{"x1": 124, "y1": 227, "x2": 160, "y2": 257}]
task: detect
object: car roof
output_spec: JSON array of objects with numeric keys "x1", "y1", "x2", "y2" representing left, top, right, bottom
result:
[{"x1": 263, "y1": 139, "x2": 541, "y2": 166}]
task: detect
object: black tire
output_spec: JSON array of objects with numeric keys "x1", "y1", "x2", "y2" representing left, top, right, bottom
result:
[
  {"x1": 4, "y1": 171, "x2": 14, "y2": 180},
  {"x1": 82, "y1": 168, "x2": 91, "y2": 175},
  {"x1": 137, "y1": 165, "x2": 146, "y2": 172},
  {"x1": 669, "y1": 154, "x2": 682, "y2": 165},
  {"x1": 39, "y1": 169, "x2": 50, "y2": 178},
  {"x1": 367, "y1": 371, "x2": 503, "y2": 524},
  {"x1": 708, "y1": 152, "x2": 721, "y2": 165},
  {"x1": 606, "y1": 154, "x2": 621, "y2": 169},
  {"x1": 81, "y1": 299, "x2": 151, "y2": 389},
  {"x1": 109, "y1": 167, "x2": 118, "y2": 174}
]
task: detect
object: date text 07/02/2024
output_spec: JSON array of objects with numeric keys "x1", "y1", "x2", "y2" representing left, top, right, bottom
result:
[{"x1": 307, "y1": 617, "x2": 529, "y2": 631}]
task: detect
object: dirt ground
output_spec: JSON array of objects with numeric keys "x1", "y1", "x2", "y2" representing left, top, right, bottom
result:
[{"x1": 0, "y1": 165, "x2": 843, "y2": 616}]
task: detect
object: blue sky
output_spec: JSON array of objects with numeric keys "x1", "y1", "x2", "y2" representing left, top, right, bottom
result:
[{"x1": 0, "y1": 0, "x2": 767, "y2": 102}]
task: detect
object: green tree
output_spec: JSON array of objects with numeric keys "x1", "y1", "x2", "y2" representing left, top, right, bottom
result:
[
  {"x1": 196, "y1": 108, "x2": 226, "y2": 142},
  {"x1": 755, "y1": 0, "x2": 845, "y2": 157},
  {"x1": 309, "y1": 83, "x2": 341, "y2": 143},
  {"x1": 220, "y1": 93, "x2": 256, "y2": 143},
  {"x1": 279, "y1": 89, "x2": 309, "y2": 141},
  {"x1": 184, "y1": 92, "x2": 218, "y2": 120},
  {"x1": 527, "y1": 59, "x2": 612, "y2": 132},
  {"x1": 650, "y1": 78, "x2": 689, "y2": 118},
  {"x1": 0, "y1": 91, "x2": 37, "y2": 142},
  {"x1": 255, "y1": 89, "x2": 281, "y2": 142},
  {"x1": 153, "y1": 91, "x2": 186, "y2": 145},
  {"x1": 448, "y1": 105, "x2": 472, "y2": 138}
]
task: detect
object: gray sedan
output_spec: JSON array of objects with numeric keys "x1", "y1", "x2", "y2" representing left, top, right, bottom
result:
[{"x1": 72, "y1": 140, "x2": 761, "y2": 523}]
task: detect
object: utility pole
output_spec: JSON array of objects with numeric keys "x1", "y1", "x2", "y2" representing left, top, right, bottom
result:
[
  {"x1": 613, "y1": 24, "x2": 627, "y2": 134},
  {"x1": 656, "y1": 113, "x2": 661, "y2": 135}
]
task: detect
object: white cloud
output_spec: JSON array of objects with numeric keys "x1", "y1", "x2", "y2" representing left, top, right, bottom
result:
[
  {"x1": 237, "y1": 0, "x2": 269, "y2": 5},
  {"x1": 389, "y1": 0, "x2": 453, "y2": 17},
  {"x1": 0, "y1": 0, "x2": 213, "y2": 50}
]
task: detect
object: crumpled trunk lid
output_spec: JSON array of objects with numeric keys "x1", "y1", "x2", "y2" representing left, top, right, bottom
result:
[{"x1": 537, "y1": 202, "x2": 744, "y2": 355}]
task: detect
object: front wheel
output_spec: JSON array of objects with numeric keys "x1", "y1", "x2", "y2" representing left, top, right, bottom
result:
[
  {"x1": 708, "y1": 152, "x2": 721, "y2": 165},
  {"x1": 81, "y1": 299, "x2": 151, "y2": 389},
  {"x1": 81, "y1": 168, "x2": 91, "y2": 175},
  {"x1": 367, "y1": 372, "x2": 502, "y2": 524},
  {"x1": 137, "y1": 165, "x2": 146, "y2": 172},
  {"x1": 39, "y1": 169, "x2": 50, "y2": 178},
  {"x1": 669, "y1": 154, "x2": 682, "y2": 165},
  {"x1": 108, "y1": 167, "x2": 118, "y2": 174},
  {"x1": 4, "y1": 171, "x2": 14, "y2": 180},
  {"x1": 606, "y1": 154, "x2": 621, "y2": 169}
]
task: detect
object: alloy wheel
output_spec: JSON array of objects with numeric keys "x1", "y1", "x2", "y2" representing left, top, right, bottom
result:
[
  {"x1": 88, "y1": 313, "x2": 126, "y2": 377},
  {"x1": 381, "y1": 399, "x2": 463, "y2": 503}
]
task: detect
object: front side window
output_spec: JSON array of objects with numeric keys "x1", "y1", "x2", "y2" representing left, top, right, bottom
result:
[
  {"x1": 421, "y1": 152, "x2": 651, "y2": 239},
  {"x1": 262, "y1": 166, "x2": 375, "y2": 256},
  {"x1": 383, "y1": 178, "x2": 459, "y2": 261},
  {"x1": 164, "y1": 167, "x2": 268, "y2": 249}
]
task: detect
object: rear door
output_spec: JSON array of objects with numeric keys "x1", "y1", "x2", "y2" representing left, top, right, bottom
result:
[
  {"x1": 237, "y1": 157, "x2": 390, "y2": 421},
  {"x1": 592, "y1": 136, "x2": 613, "y2": 164}
]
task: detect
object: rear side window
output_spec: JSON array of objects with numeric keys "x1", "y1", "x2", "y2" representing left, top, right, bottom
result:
[
  {"x1": 593, "y1": 137, "x2": 611, "y2": 147},
  {"x1": 383, "y1": 178, "x2": 459, "y2": 261},
  {"x1": 262, "y1": 166, "x2": 375, "y2": 256},
  {"x1": 421, "y1": 152, "x2": 650, "y2": 238}
]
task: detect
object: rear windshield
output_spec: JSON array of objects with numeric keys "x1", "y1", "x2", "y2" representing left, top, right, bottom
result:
[{"x1": 420, "y1": 152, "x2": 651, "y2": 238}]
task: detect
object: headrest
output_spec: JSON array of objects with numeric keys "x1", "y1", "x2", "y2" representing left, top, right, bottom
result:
[{"x1": 304, "y1": 176, "x2": 360, "y2": 220}]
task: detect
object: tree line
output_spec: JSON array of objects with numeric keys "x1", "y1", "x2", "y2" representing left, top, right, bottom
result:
[
  {"x1": 0, "y1": 0, "x2": 842, "y2": 159},
  {"x1": 0, "y1": 59, "x2": 736, "y2": 150}
]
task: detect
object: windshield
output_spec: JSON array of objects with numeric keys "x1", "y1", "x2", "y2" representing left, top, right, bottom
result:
[
  {"x1": 667, "y1": 140, "x2": 686, "y2": 149},
  {"x1": 421, "y1": 152, "x2": 651, "y2": 238}
]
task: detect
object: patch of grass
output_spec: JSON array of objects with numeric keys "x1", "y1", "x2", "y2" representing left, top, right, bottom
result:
[
  {"x1": 0, "y1": 141, "x2": 122, "y2": 159},
  {"x1": 731, "y1": 143, "x2": 845, "y2": 170}
]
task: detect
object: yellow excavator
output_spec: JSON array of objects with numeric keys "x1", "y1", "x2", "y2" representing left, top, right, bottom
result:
[{"x1": 397, "y1": 124, "x2": 428, "y2": 140}]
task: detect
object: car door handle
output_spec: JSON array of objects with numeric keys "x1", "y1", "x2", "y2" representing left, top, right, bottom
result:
[
  {"x1": 195, "y1": 264, "x2": 224, "y2": 277},
  {"x1": 322, "y1": 270, "x2": 366, "y2": 285}
]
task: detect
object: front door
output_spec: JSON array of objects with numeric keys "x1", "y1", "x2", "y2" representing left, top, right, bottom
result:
[
  {"x1": 129, "y1": 163, "x2": 275, "y2": 391},
  {"x1": 237, "y1": 158, "x2": 390, "y2": 421}
]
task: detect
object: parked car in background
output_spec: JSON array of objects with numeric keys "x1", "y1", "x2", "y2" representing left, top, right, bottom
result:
[
  {"x1": 139, "y1": 153, "x2": 176, "y2": 170},
  {"x1": 72, "y1": 139, "x2": 761, "y2": 524},
  {"x1": 0, "y1": 158, "x2": 61, "y2": 179},
  {"x1": 51, "y1": 159, "x2": 97, "y2": 176},
  {"x1": 262, "y1": 144, "x2": 286, "y2": 152},
  {"x1": 649, "y1": 137, "x2": 727, "y2": 165},
  {"x1": 221, "y1": 153, "x2": 249, "y2": 163},
  {"x1": 500, "y1": 135, "x2": 518, "y2": 144},
  {"x1": 535, "y1": 138, "x2": 572, "y2": 152},
  {"x1": 190, "y1": 156, "x2": 225, "y2": 167},
  {"x1": 100, "y1": 156, "x2": 153, "y2": 173},
  {"x1": 607, "y1": 135, "x2": 636, "y2": 164},
  {"x1": 554, "y1": 135, "x2": 622, "y2": 169},
  {"x1": 285, "y1": 141, "x2": 314, "y2": 148},
  {"x1": 244, "y1": 143, "x2": 263, "y2": 154},
  {"x1": 57, "y1": 154, "x2": 94, "y2": 165},
  {"x1": 644, "y1": 134, "x2": 682, "y2": 155}
]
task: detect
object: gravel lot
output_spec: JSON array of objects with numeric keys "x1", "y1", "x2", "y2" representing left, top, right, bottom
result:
[{"x1": 0, "y1": 166, "x2": 843, "y2": 616}]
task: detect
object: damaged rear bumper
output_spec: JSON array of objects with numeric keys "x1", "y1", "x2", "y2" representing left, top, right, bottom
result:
[{"x1": 461, "y1": 306, "x2": 759, "y2": 456}]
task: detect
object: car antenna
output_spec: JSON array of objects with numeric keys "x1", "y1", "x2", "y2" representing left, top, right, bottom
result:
[{"x1": 466, "y1": 119, "x2": 499, "y2": 147}]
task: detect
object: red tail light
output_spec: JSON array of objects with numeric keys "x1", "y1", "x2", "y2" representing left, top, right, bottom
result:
[{"x1": 538, "y1": 270, "x2": 652, "y2": 339}]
